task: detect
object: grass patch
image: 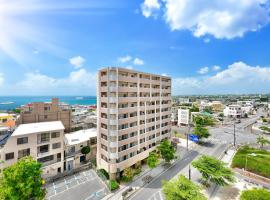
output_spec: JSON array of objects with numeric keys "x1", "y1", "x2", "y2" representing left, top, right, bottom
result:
[{"x1": 231, "y1": 146, "x2": 270, "y2": 178}]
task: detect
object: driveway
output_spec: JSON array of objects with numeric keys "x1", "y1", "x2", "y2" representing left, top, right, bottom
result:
[{"x1": 46, "y1": 169, "x2": 109, "y2": 200}]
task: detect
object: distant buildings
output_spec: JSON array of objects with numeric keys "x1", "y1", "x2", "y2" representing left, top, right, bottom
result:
[
  {"x1": 97, "y1": 67, "x2": 172, "y2": 179},
  {"x1": 17, "y1": 98, "x2": 72, "y2": 132},
  {"x1": 0, "y1": 121, "x2": 65, "y2": 178}
]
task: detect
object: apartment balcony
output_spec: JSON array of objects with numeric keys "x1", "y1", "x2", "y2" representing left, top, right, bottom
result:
[
  {"x1": 100, "y1": 107, "x2": 107, "y2": 113},
  {"x1": 118, "y1": 97, "x2": 138, "y2": 103},
  {"x1": 151, "y1": 96, "x2": 160, "y2": 101},
  {"x1": 146, "y1": 113, "x2": 155, "y2": 118},
  {"x1": 118, "y1": 76, "x2": 138, "y2": 82},
  {"x1": 100, "y1": 86, "x2": 108, "y2": 92},
  {"x1": 109, "y1": 75, "x2": 117, "y2": 81},
  {"x1": 119, "y1": 87, "x2": 137, "y2": 93},
  {"x1": 41, "y1": 157, "x2": 61, "y2": 167},
  {"x1": 118, "y1": 146, "x2": 138, "y2": 158},
  {"x1": 100, "y1": 127, "x2": 108, "y2": 134},
  {"x1": 139, "y1": 97, "x2": 150, "y2": 102},
  {"x1": 162, "y1": 88, "x2": 171, "y2": 93},
  {"x1": 108, "y1": 108, "x2": 117, "y2": 114},
  {"x1": 100, "y1": 97, "x2": 108, "y2": 102},
  {"x1": 162, "y1": 81, "x2": 171, "y2": 86},
  {"x1": 100, "y1": 138, "x2": 109, "y2": 146},
  {"x1": 139, "y1": 88, "x2": 151, "y2": 93},
  {"x1": 151, "y1": 88, "x2": 160, "y2": 93},
  {"x1": 118, "y1": 107, "x2": 137, "y2": 114},
  {"x1": 140, "y1": 78, "x2": 151, "y2": 84},
  {"x1": 119, "y1": 116, "x2": 137, "y2": 125},
  {"x1": 100, "y1": 75, "x2": 108, "y2": 82},
  {"x1": 100, "y1": 117, "x2": 108, "y2": 124},
  {"x1": 151, "y1": 79, "x2": 160, "y2": 85},
  {"x1": 100, "y1": 148, "x2": 109, "y2": 157},
  {"x1": 37, "y1": 139, "x2": 50, "y2": 145},
  {"x1": 37, "y1": 151, "x2": 50, "y2": 158},
  {"x1": 119, "y1": 126, "x2": 137, "y2": 135},
  {"x1": 118, "y1": 136, "x2": 138, "y2": 146},
  {"x1": 162, "y1": 96, "x2": 172, "y2": 101}
]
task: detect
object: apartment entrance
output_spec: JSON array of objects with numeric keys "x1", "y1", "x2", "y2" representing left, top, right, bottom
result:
[{"x1": 67, "y1": 160, "x2": 74, "y2": 171}]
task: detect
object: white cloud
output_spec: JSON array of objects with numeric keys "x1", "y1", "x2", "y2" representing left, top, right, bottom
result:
[
  {"x1": 117, "y1": 55, "x2": 132, "y2": 63},
  {"x1": 133, "y1": 58, "x2": 144, "y2": 65},
  {"x1": 0, "y1": 73, "x2": 4, "y2": 86},
  {"x1": 69, "y1": 56, "x2": 85, "y2": 69},
  {"x1": 143, "y1": 0, "x2": 270, "y2": 39},
  {"x1": 17, "y1": 68, "x2": 96, "y2": 95},
  {"x1": 173, "y1": 62, "x2": 270, "y2": 94},
  {"x1": 198, "y1": 66, "x2": 209, "y2": 74},
  {"x1": 141, "y1": 0, "x2": 161, "y2": 18},
  {"x1": 33, "y1": 50, "x2": 39, "y2": 54},
  {"x1": 212, "y1": 65, "x2": 221, "y2": 71}
]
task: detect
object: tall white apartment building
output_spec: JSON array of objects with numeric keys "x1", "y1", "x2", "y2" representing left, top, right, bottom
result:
[
  {"x1": 0, "y1": 121, "x2": 65, "y2": 178},
  {"x1": 97, "y1": 67, "x2": 172, "y2": 179}
]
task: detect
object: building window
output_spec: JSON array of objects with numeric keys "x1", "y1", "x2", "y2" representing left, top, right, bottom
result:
[
  {"x1": 18, "y1": 148, "x2": 30, "y2": 159},
  {"x1": 38, "y1": 132, "x2": 50, "y2": 143},
  {"x1": 17, "y1": 137, "x2": 28, "y2": 145},
  {"x1": 38, "y1": 144, "x2": 49, "y2": 153},
  {"x1": 44, "y1": 115, "x2": 48, "y2": 119},
  {"x1": 90, "y1": 138, "x2": 97, "y2": 145},
  {"x1": 52, "y1": 142, "x2": 61, "y2": 149},
  {"x1": 5, "y1": 152, "x2": 14, "y2": 160},
  {"x1": 51, "y1": 132, "x2": 60, "y2": 138}
]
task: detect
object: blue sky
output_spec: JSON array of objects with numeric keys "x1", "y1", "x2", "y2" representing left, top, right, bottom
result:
[{"x1": 0, "y1": 0, "x2": 270, "y2": 95}]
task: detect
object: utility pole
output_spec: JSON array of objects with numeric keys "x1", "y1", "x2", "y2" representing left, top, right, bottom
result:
[{"x1": 233, "y1": 122, "x2": 236, "y2": 147}]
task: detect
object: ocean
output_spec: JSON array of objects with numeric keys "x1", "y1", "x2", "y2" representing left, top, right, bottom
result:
[{"x1": 0, "y1": 96, "x2": 97, "y2": 111}]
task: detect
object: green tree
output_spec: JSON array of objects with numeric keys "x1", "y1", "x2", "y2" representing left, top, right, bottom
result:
[
  {"x1": 240, "y1": 188, "x2": 270, "y2": 200},
  {"x1": 162, "y1": 175, "x2": 207, "y2": 200},
  {"x1": 0, "y1": 156, "x2": 45, "y2": 200},
  {"x1": 193, "y1": 125, "x2": 210, "y2": 139},
  {"x1": 147, "y1": 152, "x2": 159, "y2": 169},
  {"x1": 192, "y1": 155, "x2": 235, "y2": 186},
  {"x1": 158, "y1": 140, "x2": 176, "y2": 163},
  {"x1": 203, "y1": 106, "x2": 212, "y2": 114},
  {"x1": 122, "y1": 167, "x2": 133, "y2": 182},
  {"x1": 256, "y1": 136, "x2": 270, "y2": 148},
  {"x1": 189, "y1": 105, "x2": 199, "y2": 113},
  {"x1": 81, "y1": 146, "x2": 91, "y2": 157}
]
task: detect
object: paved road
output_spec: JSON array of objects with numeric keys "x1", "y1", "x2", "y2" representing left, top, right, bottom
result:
[
  {"x1": 130, "y1": 142, "x2": 228, "y2": 200},
  {"x1": 129, "y1": 113, "x2": 265, "y2": 200}
]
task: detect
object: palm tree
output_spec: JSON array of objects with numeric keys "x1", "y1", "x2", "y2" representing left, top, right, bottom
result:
[{"x1": 256, "y1": 136, "x2": 270, "y2": 148}]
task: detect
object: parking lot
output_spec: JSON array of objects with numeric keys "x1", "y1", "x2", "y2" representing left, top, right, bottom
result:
[{"x1": 46, "y1": 169, "x2": 109, "y2": 200}]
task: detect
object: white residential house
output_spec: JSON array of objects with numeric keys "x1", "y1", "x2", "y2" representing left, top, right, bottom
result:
[
  {"x1": 0, "y1": 121, "x2": 65, "y2": 178},
  {"x1": 64, "y1": 128, "x2": 97, "y2": 171},
  {"x1": 178, "y1": 109, "x2": 190, "y2": 126},
  {"x1": 223, "y1": 105, "x2": 243, "y2": 118}
]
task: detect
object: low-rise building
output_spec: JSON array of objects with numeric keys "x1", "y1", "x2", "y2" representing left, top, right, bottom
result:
[
  {"x1": 0, "y1": 121, "x2": 65, "y2": 178},
  {"x1": 178, "y1": 108, "x2": 190, "y2": 126},
  {"x1": 64, "y1": 129, "x2": 97, "y2": 171},
  {"x1": 223, "y1": 105, "x2": 243, "y2": 118}
]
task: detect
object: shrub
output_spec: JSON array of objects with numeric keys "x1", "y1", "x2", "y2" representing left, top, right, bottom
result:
[
  {"x1": 240, "y1": 188, "x2": 270, "y2": 200},
  {"x1": 108, "y1": 180, "x2": 119, "y2": 191},
  {"x1": 97, "y1": 169, "x2": 109, "y2": 180},
  {"x1": 122, "y1": 167, "x2": 134, "y2": 182},
  {"x1": 133, "y1": 166, "x2": 142, "y2": 176}
]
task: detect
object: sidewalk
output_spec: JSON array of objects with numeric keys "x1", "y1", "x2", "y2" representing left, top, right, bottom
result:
[{"x1": 102, "y1": 142, "x2": 193, "y2": 200}]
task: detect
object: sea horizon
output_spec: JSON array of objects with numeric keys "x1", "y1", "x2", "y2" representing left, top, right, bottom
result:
[{"x1": 0, "y1": 96, "x2": 97, "y2": 111}]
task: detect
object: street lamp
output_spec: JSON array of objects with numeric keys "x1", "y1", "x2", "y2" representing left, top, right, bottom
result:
[{"x1": 245, "y1": 153, "x2": 256, "y2": 172}]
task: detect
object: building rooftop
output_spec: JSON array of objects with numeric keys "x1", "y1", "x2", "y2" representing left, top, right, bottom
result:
[
  {"x1": 12, "y1": 121, "x2": 65, "y2": 136},
  {"x1": 64, "y1": 128, "x2": 97, "y2": 146}
]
